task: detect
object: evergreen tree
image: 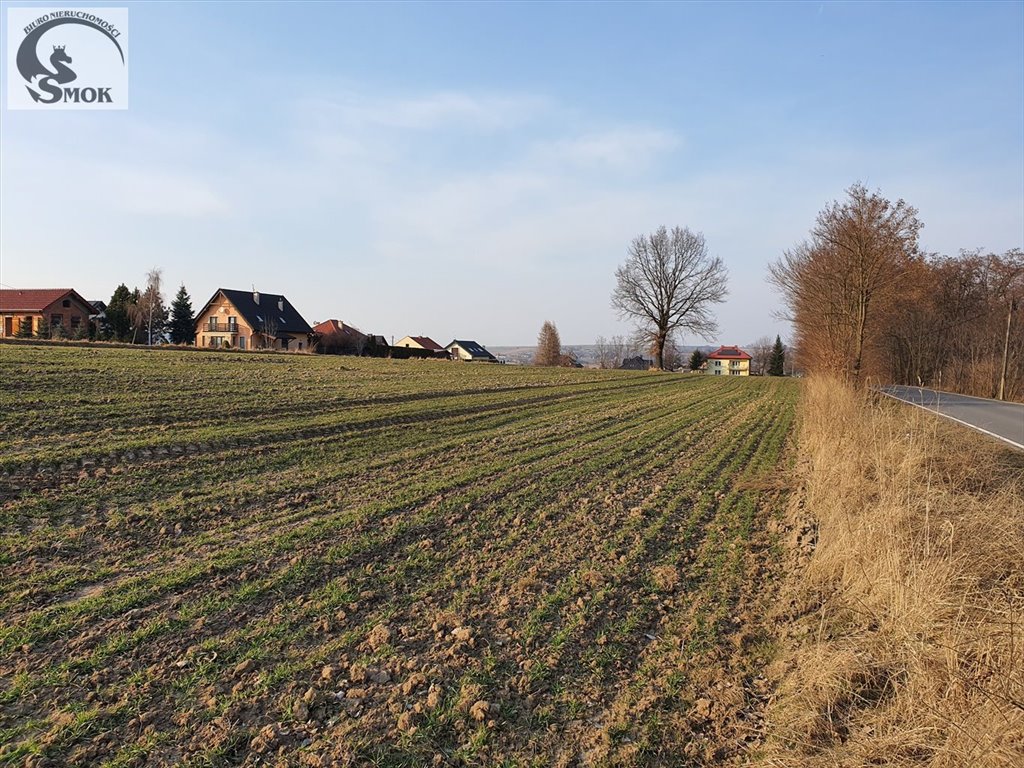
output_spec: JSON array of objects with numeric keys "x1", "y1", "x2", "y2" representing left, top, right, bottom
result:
[
  {"x1": 15, "y1": 317, "x2": 34, "y2": 338},
  {"x1": 128, "y1": 287, "x2": 142, "y2": 343},
  {"x1": 688, "y1": 348, "x2": 707, "y2": 371},
  {"x1": 534, "y1": 321, "x2": 562, "y2": 366},
  {"x1": 168, "y1": 284, "x2": 195, "y2": 345},
  {"x1": 106, "y1": 284, "x2": 133, "y2": 342},
  {"x1": 768, "y1": 335, "x2": 786, "y2": 376}
]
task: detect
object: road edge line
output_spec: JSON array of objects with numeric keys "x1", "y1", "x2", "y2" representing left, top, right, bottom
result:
[{"x1": 876, "y1": 389, "x2": 1024, "y2": 452}]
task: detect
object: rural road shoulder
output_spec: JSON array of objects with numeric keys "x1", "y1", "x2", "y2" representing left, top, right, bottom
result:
[{"x1": 878, "y1": 385, "x2": 1024, "y2": 450}]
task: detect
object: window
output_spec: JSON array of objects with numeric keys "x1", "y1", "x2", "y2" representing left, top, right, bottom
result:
[
  {"x1": 208, "y1": 317, "x2": 218, "y2": 331},
  {"x1": 238, "y1": 336, "x2": 246, "y2": 350},
  {"x1": 70, "y1": 316, "x2": 82, "y2": 328},
  {"x1": 228, "y1": 316, "x2": 237, "y2": 332},
  {"x1": 51, "y1": 314, "x2": 62, "y2": 326},
  {"x1": 62, "y1": 299, "x2": 71, "y2": 308}
]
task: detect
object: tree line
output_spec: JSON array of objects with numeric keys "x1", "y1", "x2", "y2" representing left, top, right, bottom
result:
[
  {"x1": 770, "y1": 183, "x2": 1023, "y2": 400},
  {"x1": 20, "y1": 268, "x2": 199, "y2": 345},
  {"x1": 99, "y1": 269, "x2": 197, "y2": 345}
]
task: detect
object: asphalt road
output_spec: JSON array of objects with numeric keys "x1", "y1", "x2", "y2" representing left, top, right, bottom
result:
[{"x1": 878, "y1": 385, "x2": 1024, "y2": 450}]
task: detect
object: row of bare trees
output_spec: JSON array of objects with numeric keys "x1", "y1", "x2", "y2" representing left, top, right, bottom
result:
[{"x1": 770, "y1": 183, "x2": 1023, "y2": 400}]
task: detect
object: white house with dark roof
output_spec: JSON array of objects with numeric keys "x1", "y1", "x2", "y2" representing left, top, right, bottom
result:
[{"x1": 445, "y1": 339, "x2": 498, "y2": 362}]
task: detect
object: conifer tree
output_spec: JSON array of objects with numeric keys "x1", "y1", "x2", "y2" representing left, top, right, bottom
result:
[
  {"x1": 534, "y1": 321, "x2": 562, "y2": 366},
  {"x1": 106, "y1": 284, "x2": 133, "y2": 342},
  {"x1": 688, "y1": 348, "x2": 707, "y2": 371},
  {"x1": 768, "y1": 335, "x2": 786, "y2": 376},
  {"x1": 168, "y1": 284, "x2": 195, "y2": 345}
]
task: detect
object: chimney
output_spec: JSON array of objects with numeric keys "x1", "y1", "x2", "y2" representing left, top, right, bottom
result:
[
  {"x1": 253, "y1": 290, "x2": 260, "y2": 305},
  {"x1": 278, "y1": 298, "x2": 284, "y2": 311}
]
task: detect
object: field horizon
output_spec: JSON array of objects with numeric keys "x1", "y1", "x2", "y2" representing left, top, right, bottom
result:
[{"x1": 1, "y1": 344, "x2": 797, "y2": 767}]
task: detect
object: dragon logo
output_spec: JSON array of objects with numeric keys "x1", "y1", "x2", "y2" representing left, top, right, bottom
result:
[{"x1": 9, "y1": 10, "x2": 127, "y2": 108}]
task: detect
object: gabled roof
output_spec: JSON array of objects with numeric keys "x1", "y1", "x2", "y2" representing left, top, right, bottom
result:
[
  {"x1": 402, "y1": 335, "x2": 443, "y2": 351},
  {"x1": 707, "y1": 345, "x2": 751, "y2": 360},
  {"x1": 313, "y1": 319, "x2": 366, "y2": 339},
  {"x1": 0, "y1": 288, "x2": 93, "y2": 313},
  {"x1": 447, "y1": 339, "x2": 496, "y2": 359},
  {"x1": 198, "y1": 289, "x2": 312, "y2": 335}
]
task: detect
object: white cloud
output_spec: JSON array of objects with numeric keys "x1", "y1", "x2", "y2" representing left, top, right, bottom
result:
[{"x1": 532, "y1": 128, "x2": 682, "y2": 171}]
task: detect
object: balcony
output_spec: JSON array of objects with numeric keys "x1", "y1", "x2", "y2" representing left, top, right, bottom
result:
[{"x1": 205, "y1": 323, "x2": 239, "y2": 334}]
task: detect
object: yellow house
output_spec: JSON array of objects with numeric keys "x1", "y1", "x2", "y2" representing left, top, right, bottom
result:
[
  {"x1": 394, "y1": 335, "x2": 444, "y2": 352},
  {"x1": 194, "y1": 289, "x2": 312, "y2": 351},
  {"x1": 706, "y1": 345, "x2": 751, "y2": 376}
]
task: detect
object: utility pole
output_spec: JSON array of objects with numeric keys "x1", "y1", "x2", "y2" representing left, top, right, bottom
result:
[{"x1": 997, "y1": 298, "x2": 1017, "y2": 401}]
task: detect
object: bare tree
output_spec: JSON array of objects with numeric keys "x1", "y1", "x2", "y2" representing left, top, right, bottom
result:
[
  {"x1": 594, "y1": 336, "x2": 614, "y2": 369},
  {"x1": 128, "y1": 272, "x2": 167, "y2": 346},
  {"x1": 261, "y1": 315, "x2": 278, "y2": 350},
  {"x1": 534, "y1": 321, "x2": 562, "y2": 366},
  {"x1": 771, "y1": 184, "x2": 922, "y2": 384},
  {"x1": 612, "y1": 226, "x2": 728, "y2": 370},
  {"x1": 748, "y1": 336, "x2": 774, "y2": 376}
]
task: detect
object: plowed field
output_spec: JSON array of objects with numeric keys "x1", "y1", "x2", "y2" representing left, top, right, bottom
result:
[{"x1": 0, "y1": 345, "x2": 798, "y2": 767}]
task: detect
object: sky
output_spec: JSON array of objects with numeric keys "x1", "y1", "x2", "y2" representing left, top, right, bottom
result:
[{"x1": 1, "y1": 1, "x2": 1022, "y2": 347}]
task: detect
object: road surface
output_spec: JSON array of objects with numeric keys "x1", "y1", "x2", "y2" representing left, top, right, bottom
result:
[{"x1": 878, "y1": 385, "x2": 1024, "y2": 450}]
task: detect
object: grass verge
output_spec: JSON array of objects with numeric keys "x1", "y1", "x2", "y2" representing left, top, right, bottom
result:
[{"x1": 763, "y1": 377, "x2": 1024, "y2": 767}]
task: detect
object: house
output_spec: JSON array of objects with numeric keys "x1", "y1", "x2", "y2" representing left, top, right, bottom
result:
[
  {"x1": 0, "y1": 288, "x2": 96, "y2": 338},
  {"x1": 194, "y1": 289, "x2": 313, "y2": 351},
  {"x1": 393, "y1": 335, "x2": 449, "y2": 359},
  {"x1": 706, "y1": 345, "x2": 751, "y2": 376},
  {"x1": 395, "y1": 335, "x2": 443, "y2": 352},
  {"x1": 312, "y1": 319, "x2": 368, "y2": 355},
  {"x1": 446, "y1": 339, "x2": 498, "y2": 362},
  {"x1": 620, "y1": 355, "x2": 652, "y2": 370}
]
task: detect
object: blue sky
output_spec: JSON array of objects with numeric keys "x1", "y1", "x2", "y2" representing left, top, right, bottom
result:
[{"x1": 2, "y1": 1, "x2": 1022, "y2": 347}]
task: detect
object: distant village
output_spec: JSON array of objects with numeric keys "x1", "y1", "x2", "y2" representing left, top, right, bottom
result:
[{"x1": 0, "y1": 285, "x2": 772, "y2": 374}]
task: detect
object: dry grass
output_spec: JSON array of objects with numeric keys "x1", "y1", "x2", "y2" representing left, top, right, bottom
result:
[{"x1": 764, "y1": 377, "x2": 1024, "y2": 767}]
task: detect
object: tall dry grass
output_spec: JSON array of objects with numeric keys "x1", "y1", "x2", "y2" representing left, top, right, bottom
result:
[{"x1": 764, "y1": 377, "x2": 1024, "y2": 767}]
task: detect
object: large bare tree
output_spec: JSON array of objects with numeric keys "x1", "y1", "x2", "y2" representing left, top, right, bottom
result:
[
  {"x1": 611, "y1": 226, "x2": 728, "y2": 370},
  {"x1": 770, "y1": 184, "x2": 922, "y2": 384}
]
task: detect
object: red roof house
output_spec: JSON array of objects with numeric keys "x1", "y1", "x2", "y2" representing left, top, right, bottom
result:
[
  {"x1": 311, "y1": 319, "x2": 370, "y2": 354},
  {"x1": 0, "y1": 288, "x2": 97, "y2": 338},
  {"x1": 394, "y1": 335, "x2": 443, "y2": 351},
  {"x1": 706, "y1": 345, "x2": 752, "y2": 376},
  {"x1": 707, "y1": 345, "x2": 752, "y2": 360}
]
